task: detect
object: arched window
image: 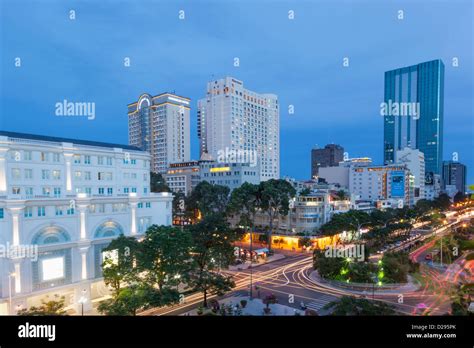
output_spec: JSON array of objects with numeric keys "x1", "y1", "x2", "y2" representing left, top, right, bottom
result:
[
  {"x1": 94, "y1": 221, "x2": 124, "y2": 238},
  {"x1": 32, "y1": 226, "x2": 70, "y2": 245}
]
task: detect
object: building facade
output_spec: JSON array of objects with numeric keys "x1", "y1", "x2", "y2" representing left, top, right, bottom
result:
[
  {"x1": 319, "y1": 157, "x2": 372, "y2": 188},
  {"x1": 197, "y1": 77, "x2": 279, "y2": 181},
  {"x1": 383, "y1": 60, "x2": 444, "y2": 179},
  {"x1": 395, "y1": 148, "x2": 425, "y2": 203},
  {"x1": 0, "y1": 131, "x2": 173, "y2": 315},
  {"x1": 442, "y1": 161, "x2": 467, "y2": 195},
  {"x1": 349, "y1": 165, "x2": 412, "y2": 207},
  {"x1": 425, "y1": 174, "x2": 442, "y2": 200},
  {"x1": 163, "y1": 161, "x2": 200, "y2": 196},
  {"x1": 199, "y1": 160, "x2": 260, "y2": 191},
  {"x1": 311, "y1": 144, "x2": 344, "y2": 179},
  {"x1": 251, "y1": 191, "x2": 351, "y2": 235},
  {"x1": 128, "y1": 92, "x2": 191, "y2": 174}
]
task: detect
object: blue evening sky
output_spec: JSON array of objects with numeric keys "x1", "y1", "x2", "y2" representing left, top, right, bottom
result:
[{"x1": 1, "y1": 0, "x2": 473, "y2": 183}]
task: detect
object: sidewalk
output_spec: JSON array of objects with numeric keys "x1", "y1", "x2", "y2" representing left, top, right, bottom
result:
[{"x1": 185, "y1": 296, "x2": 305, "y2": 316}]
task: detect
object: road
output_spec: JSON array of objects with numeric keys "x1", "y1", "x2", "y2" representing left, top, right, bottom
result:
[
  {"x1": 141, "y1": 251, "x2": 439, "y2": 316},
  {"x1": 141, "y1": 208, "x2": 473, "y2": 316}
]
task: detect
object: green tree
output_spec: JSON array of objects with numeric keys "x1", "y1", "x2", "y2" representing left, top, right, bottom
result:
[
  {"x1": 228, "y1": 182, "x2": 261, "y2": 229},
  {"x1": 139, "y1": 225, "x2": 193, "y2": 291},
  {"x1": 415, "y1": 199, "x2": 434, "y2": 215},
  {"x1": 320, "y1": 210, "x2": 371, "y2": 241},
  {"x1": 150, "y1": 172, "x2": 171, "y2": 193},
  {"x1": 347, "y1": 262, "x2": 377, "y2": 283},
  {"x1": 433, "y1": 193, "x2": 451, "y2": 211},
  {"x1": 17, "y1": 295, "x2": 67, "y2": 316},
  {"x1": 101, "y1": 235, "x2": 141, "y2": 296},
  {"x1": 370, "y1": 208, "x2": 398, "y2": 228},
  {"x1": 334, "y1": 190, "x2": 348, "y2": 201},
  {"x1": 362, "y1": 226, "x2": 392, "y2": 247},
  {"x1": 98, "y1": 285, "x2": 148, "y2": 316},
  {"x1": 324, "y1": 296, "x2": 396, "y2": 315},
  {"x1": 313, "y1": 249, "x2": 345, "y2": 279},
  {"x1": 259, "y1": 179, "x2": 296, "y2": 251},
  {"x1": 453, "y1": 191, "x2": 466, "y2": 203},
  {"x1": 298, "y1": 236, "x2": 312, "y2": 249},
  {"x1": 450, "y1": 284, "x2": 473, "y2": 316},
  {"x1": 187, "y1": 181, "x2": 230, "y2": 218},
  {"x1": 188, "y1": 214, "x2": 238, "y2": 307},
  {"x1": 381, "y1": 252, "x2": 416, "y2": 283}
]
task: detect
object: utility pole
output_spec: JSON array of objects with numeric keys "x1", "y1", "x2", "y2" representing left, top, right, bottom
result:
[
  {"x1": 440, "y1": 237, "x2": 443, "y2": 266},
  {"x1": 8, "y1": 273, "x2": 14, "y2": 314},
  {"x1": 249, "y1": 227, "x2": 253, "y2": 300}
]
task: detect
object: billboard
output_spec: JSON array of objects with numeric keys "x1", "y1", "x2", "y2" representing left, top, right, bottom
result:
[{"x1": 391, "y1": 171, "x2": 405, "y2": 198}]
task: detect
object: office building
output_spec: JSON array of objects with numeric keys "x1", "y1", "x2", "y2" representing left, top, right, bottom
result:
[
  {"x1": 163, "y1": 161, "x2": 200, "y2": 196},
  {"x1": 0, "y1": 131, "x2": 172, "y2": 315},
  {"x1": 349, "y1": 165, "x2": 412, "y2": 207},
  {"x1": 197, "y1": 77, "x2": 279, "y2": 180},
  {"x1": 318, "y1": 157, "x2": 372, "y2": 189},
  {"x1": 395, "y1": 148, "x2": 425, "y2": 203},
  {"x1": 128, "y1": 92, "x2": 191, "y2": 174},
  {"x1": 199, "y1": 160, "x2": 260, "y2": 191},
  {"x1": 424, "y1": 174, "x2": 442, "y2": 200},
  {"x1": 442, "y1": 161, "x2": 467, "y2": 195},
  {"x1": 383, "y1": 60, "x2": 444, "y2": 179},
  {"x1": 311, "y1": 144, "x2": 344, "y2": 178}
]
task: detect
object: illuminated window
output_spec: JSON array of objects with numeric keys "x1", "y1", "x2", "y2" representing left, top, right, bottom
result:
[{"x1": 41, "y1": 257, "x2": 65, "y2": 281}]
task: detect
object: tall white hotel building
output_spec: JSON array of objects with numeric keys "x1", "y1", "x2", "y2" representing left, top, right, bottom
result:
[
  {"x1": 197, "y1": 77, "x2": 280, "y2": 180},
  {"x1": 128, "y1": 92, "x2": 191, "y2": 174},
  {"x1": 0, "y1": 131, "x2": 172, "y2": 314}
]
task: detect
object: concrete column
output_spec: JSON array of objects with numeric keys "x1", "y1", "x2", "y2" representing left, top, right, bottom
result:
[
  {"x1": 130, "y1": 203, "x2": 137, "y2": 235},
  {"x1": 76, "y1": 194, "x2": 90, "y2": 240},
  {"x1": 8, "y1": 206, "x2": 24, "y2": 246},
  {"x1": 14, "y1": 262, "x2": 21, "y2": 294},
  {"x1": 78, "y1": 246, "x2": 89, "y2": 280},
  {"x1": 64, "y1": 153, "x2": 73, "y2": 192},
  {"x1": 0, "y1": 147, "x2": 8, "y2": 193},
  {"x1": 77, "y1": 205, "x2": 88, "y2": 240}
]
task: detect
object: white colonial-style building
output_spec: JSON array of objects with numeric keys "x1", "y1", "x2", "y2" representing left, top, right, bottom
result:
[{"x1": 0, "y1": 131, "x2": 172, "y2": 315}]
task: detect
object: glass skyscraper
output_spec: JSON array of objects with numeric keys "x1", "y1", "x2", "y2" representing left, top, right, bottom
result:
[{"x1": 383, "y1": 59, "x2": 444, "y2": 181}]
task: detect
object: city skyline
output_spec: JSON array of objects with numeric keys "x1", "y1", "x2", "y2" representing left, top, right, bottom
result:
[
  {"x1": 1, "y1": 0, "x2": 472, "y2": 183},
  {"x1": 0, "y1": 0, "x2": 473, "y2": 332}
]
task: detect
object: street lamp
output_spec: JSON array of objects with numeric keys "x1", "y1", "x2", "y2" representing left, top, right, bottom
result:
[
  {"x1": 8, "y1": 272, "x2": 16, "y2": 315},
  {"x1": 78, "y1": 296, "x2": 87, "y2": 316},
  {"x1": 249, "y1": 226, "x2": 254, "y2": 300},
  {"x1": 78, "y1": 289, "x2": 87, "y2": 316}
]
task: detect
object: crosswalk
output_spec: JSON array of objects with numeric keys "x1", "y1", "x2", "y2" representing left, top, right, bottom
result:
[{"x1": 304, "y1": 294, "x2": 338, "y2": 312}]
